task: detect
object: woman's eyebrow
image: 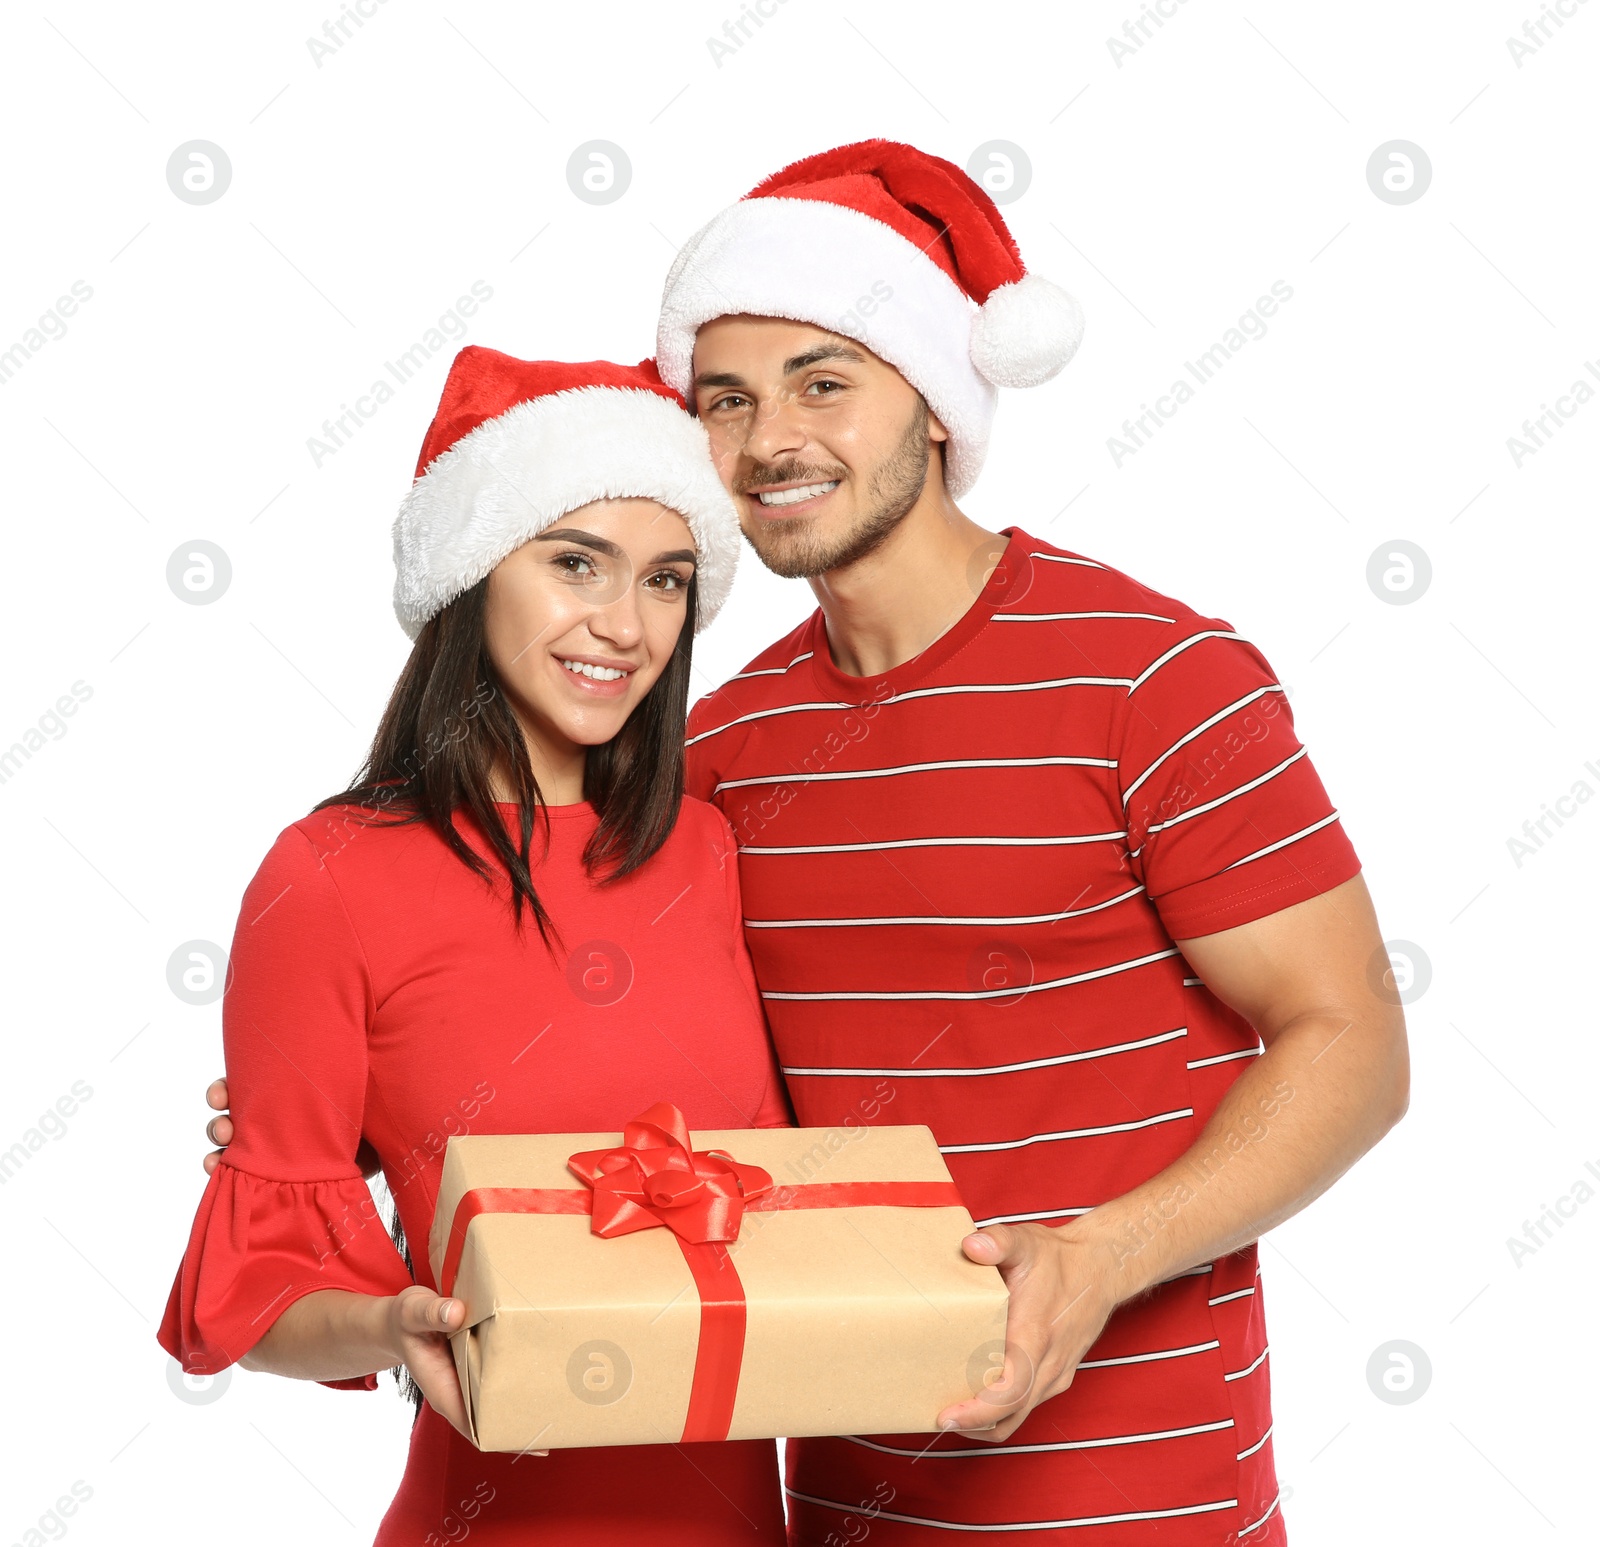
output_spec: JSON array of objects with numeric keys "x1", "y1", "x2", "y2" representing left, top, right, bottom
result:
[
  {"x1": 537, "y1": 530, "x2": 696, "y2": 567},
  {"x1": 535, "y1": 528, "x2": 621, "y2": 557}
]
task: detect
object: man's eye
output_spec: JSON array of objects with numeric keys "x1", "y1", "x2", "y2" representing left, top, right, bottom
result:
[
  {"x1": 708, "y1": 393, "x2": 748, "y2": 413},
  {"x1": 804, "y1": 379, "x2": 844, "y2": 396}
]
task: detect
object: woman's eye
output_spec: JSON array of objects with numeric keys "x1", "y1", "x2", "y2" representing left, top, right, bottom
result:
[
  {"x1": 647, "y1": 570, "x2": 690, "y2": 593},
  {"x1": 554, "y1": 551, "x2": 597, "y2": 577}
]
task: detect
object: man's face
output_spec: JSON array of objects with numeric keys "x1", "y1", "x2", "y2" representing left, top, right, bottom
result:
[{"x1": 689, "y1": 316, "x2": 948, "y2": 579}]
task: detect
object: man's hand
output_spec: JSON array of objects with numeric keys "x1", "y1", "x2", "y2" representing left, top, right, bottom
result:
[
  {"x1": 935, "y1": 876, "x2": 1409, "y2": 1443},
  {"x1": 202, "y1": 1077, "x2": 232, "y2": 1175},
  {"x1": 935, "y1": 1223, "x2": 1121, "y2": 1441},
  {"x1": 203, "y1": 1075, "x2": 383, "y2": 1179}
]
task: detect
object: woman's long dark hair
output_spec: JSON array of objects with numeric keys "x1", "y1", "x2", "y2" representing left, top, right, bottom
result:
[{"x1": 316, "y1": 566, "x2": 699, "y2": 1414}]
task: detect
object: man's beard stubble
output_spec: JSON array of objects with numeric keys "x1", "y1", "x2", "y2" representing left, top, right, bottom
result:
[{"x1": 737, "y1": 398, "x2": 932, "y2": 580}]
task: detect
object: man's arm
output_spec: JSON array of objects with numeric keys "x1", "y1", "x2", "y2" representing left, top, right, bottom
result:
[{"x1": 937, "y1": 873, "x2": 1408, "y2": 1439}]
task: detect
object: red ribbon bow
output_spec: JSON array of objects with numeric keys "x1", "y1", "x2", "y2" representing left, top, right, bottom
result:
[{"x1": 566, "y1": 1101, "x2": 774, "y2": 1244}]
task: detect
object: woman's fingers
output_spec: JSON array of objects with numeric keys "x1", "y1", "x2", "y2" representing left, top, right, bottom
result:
[
  {"x1": 390, "y1": 1287, "x2": 473, "y2": 1438},
  {"x1": 409, "y1": 1341, "x2": 473, "y2": 1439},
  {"x1": 206, "y1": 1076, "x2": 229, "y2": 1111},
  {"x1": 394, "y1": 1286, "x2": 464, "y2": 1336}
]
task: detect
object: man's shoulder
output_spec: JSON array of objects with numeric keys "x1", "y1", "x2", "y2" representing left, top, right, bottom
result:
[
  {"x1": 686, "y1": 614, "x2": 820, "y2": 740},
  {"x1": 1001, "y1": 529, "x2": 1243, "y2": 672},
  {"x1": 1008, "y1": 530, "x2": 1213, "y2": 627}
]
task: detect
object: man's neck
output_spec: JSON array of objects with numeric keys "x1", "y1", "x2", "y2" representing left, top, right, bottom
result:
[{"x1": 809, "y1": 494, "x2": 1007, "y2": 678}]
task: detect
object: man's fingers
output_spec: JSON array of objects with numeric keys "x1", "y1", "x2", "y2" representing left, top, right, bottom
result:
[
  {"x1": 206, "y1": 1077, "x2": 229, "y2": 1111},
  {"x1": 936, "y1": 1341, "x2": 1040, "y2": 1432},
  {"x1": 961, "y1": 1224, "x2": 1020, "y2": 1265}
]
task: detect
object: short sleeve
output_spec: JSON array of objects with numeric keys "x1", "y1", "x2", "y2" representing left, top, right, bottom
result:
[
  {"x1": 711, "y1": 808, "x2": 794, "y2": 1130},
  {"x1": 156, "y1": 823, "x2": 415, "y2": 1391},
  {"x1": 1111, "y1": 619, "x2": 1361, "y2": 939}
]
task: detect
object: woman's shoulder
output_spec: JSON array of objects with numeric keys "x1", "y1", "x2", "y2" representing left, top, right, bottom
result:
[{"x1": 252, "y1": 798, "x2": 437, "y2": 885}]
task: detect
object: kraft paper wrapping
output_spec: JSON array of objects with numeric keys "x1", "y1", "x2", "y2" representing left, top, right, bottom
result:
[{"x1": 425, "y1": 1123, "x2": 1010, "y2": 1452}]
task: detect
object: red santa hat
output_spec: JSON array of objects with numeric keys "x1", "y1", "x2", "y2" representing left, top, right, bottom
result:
[
  {"x1": 655, "y1": 138, "x2": 1085, "y2": 498},
  {"x1": 392, "y1": 348, "x2": 741, "y2": 639}
]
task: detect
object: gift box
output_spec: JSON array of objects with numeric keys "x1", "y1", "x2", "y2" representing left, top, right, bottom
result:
[{"x1": 425, "y1": 1102, "x2": 1010, "y2": 1452}]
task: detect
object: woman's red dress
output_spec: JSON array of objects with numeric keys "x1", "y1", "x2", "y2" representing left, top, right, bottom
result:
[{"x1": 157, "y1": 797, "x2": 793, "y2": 1543}]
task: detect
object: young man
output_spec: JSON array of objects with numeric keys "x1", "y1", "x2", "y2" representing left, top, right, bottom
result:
[
  {"x1": 203, "y1": 142, "x2": 1407, "y2": 1544},
  {"x1": 651, "y1": 141, "x2": 1408, "y2": 1543}
]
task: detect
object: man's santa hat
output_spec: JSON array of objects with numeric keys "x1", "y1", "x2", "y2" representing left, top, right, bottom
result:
[
  {"x1": 392, "y1": 347, "x2": 740, "y2": 639},
  {"x1": 655, "y1": 138, "x2": 1085, "y2": 497}
]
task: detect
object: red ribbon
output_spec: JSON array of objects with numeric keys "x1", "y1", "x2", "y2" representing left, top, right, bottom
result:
[{"x1": 436, "y1": 1102, "x2": 964, "y2": 1443}]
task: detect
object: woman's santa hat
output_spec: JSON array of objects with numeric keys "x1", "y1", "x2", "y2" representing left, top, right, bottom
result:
[
  {"x1": 392, "y1": 348, "x2": 741, "y2": 639},
  {"x1": 655, "y1": 138, "x2": 1085, "y2": 498}
]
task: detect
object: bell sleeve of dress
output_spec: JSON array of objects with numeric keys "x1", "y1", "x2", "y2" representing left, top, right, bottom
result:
[{"x1": 156, "y1": 820, "x2": 416, "y2": 1392}]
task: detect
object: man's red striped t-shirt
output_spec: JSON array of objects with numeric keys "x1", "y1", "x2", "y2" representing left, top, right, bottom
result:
[{"x1": 684, "y1": 527, "x2": 1361, "y2": 1546}]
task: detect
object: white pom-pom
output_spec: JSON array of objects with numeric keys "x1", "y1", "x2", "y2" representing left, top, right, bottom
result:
[{"x1": 969, "y1": 273, "x2": 1085, "y2": 389}]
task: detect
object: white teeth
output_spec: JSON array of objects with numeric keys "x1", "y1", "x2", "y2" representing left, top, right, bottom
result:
[
  {"x1": 756, "y1": 480, "x2": 839, "y2": 507},
  {"x1": 560, "y1": 659, "x2": 626, "y2": 681}
]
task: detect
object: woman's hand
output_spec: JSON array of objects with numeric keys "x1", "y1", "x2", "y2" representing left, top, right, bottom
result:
[{"x1": 386, "y1": 1286, "x2": 474, "y2": 1440}]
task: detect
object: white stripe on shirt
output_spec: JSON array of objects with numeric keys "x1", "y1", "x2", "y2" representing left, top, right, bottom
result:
[
  {"x1": 784, "y1": 1488, "x2": 1238, "y2": 1533},
  {"x1": 1240, "y1": 1491, "x2": 1283, "y2": 1536},
  {"x1": 1236, "y1": 1422, "x2": 1273, "y2": 1460},
  {"x1": 1121, "y1": 684, "x2": 1284, "y2": 806},
  {"x1": 1222, "y1": 810, "x2": 1340, "y2": 871},
  {"x1": 727, "y1": 650, "x2": 813, "y2": 682},
  {"x1": 1135, "y1": 748, "x2": 1307, "y2": 850},
  {"x1": 762, "y1": 947, "x2": 1181, "y2": 1002},
  {"x1": 689, "y1": 674, "x2": 1134, "y2": 748},
  {"x1": 741, "y1": 831, "x2": 1127, "y2": 857},
  {"x1": 940, "y1": 1106, "x2": 1193, "y2": 1155},
  {"x1": 837, "y1": 1417, "x2": 1236, "y2": 1459},
  {"x1": 994, "y1": 610, "x2": 1176, "y2": 624},
  {"x1": 1187, "y1": 1045, "x2": 1264, "y2": 1070},
  {"x1": 972, "y1": 1204, "x2": 1096, "y2": 1227},
  {"x1": 713, "y1": 754, "x2": 1117, "y2": 794},
  {"x1": 747, "y1": 884, "x2": 1146, "y2": 931},
  {"x1": 1224, "y1": 1346, "x2": 1270, "y2": 1382},
  {"x1": 1129, "y1": 630, "x2": 1243, "y2": 693},
  {"x1": 1028, "y1": 551, "x2": 1108, "y2": 570},
  {"x1": 1209, "y1": 1286, "x2": 1257, "y2": 1307},
  {"x1": 781, "y1": 1026, "x2": 1186, "y2": 1079},
  {"x1": 1079, "y1": 1338, "x2": 1220, "y2": 1369}
]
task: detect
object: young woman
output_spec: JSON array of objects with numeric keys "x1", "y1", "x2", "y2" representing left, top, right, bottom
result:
[{"x1": 156, "y1": 349, "x2": 793, "y2": 1544}]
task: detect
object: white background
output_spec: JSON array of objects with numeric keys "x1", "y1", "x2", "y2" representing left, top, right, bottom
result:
[{"x1": 1, "y1": 1, "x2": 1594, "y2": 1541}]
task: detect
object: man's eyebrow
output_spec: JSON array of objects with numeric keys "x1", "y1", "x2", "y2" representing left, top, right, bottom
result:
[
  {"x1": 690, "y1": 342, "x2": 869, "y2": 395},
  {"x1": 781, "y1": 343, "x2": 868, "y2": 374},
  {"x1": 535, "y1": 529, "x2": 697, "y2": 567}
]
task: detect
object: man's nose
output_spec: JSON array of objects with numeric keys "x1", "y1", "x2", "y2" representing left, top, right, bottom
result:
[{"x1": 742, "y1": 387, "x2": 809, "y2": 469}]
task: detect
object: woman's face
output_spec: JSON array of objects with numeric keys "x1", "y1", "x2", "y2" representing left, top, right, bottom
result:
[{"x1": 484, "y1": 497, "x2": 696, "y2": 768}]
